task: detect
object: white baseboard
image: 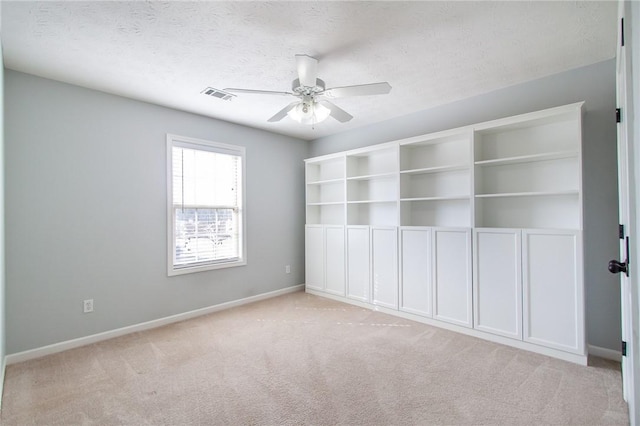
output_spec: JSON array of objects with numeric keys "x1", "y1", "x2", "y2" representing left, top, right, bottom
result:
[
  {"x1": 588, "y1": 344, "x2": 622, "y2": 362},
  {"x1": 6, "y1": 284, "x2": 304, "y2": 366}
]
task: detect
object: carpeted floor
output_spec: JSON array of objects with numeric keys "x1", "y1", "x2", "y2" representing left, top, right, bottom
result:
[{"x1": 1, "y1": 291, "x2": 629, "y2": 425}]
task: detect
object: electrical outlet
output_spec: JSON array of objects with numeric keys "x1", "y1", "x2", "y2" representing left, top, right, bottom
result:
[
  {"x1": 83, "y1": 299, "x2": 94, "y2": 313},
  {"x1": 285, "y1": 265, "x2": 291, "y2": 274}
]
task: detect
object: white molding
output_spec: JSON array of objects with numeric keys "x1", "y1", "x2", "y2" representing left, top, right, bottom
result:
[
  {"x1": 588, "y1": 344, "x2": 622, "y2": 362},
  {"x1": 0, "y1": 356, "x2": 5, "y2": 409},
  {"x1": 6, "y1": 285, "x2": 304, "y2": 365}
]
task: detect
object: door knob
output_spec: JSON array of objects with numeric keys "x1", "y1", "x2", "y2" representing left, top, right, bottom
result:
[{"x1": 609, "y1": 259, "x2": 628, "y2": 275}]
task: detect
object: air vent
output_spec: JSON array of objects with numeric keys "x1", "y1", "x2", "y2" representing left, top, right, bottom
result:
[{"x1": 201, "y1": 87, "x2": 236, "y2": 101}]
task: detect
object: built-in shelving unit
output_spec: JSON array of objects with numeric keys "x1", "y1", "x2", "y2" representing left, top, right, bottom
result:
[
  {"x1": 399, "y1": 130, "x2": 472, "y2": 227},
  {"x1": 305, "y1": 102, "x2": 586, "y2": 365}
]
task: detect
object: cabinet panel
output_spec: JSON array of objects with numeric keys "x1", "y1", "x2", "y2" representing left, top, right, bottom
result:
[
  {"x1": 325, "y1": 226, "x2": 346, "y2": 296},
  {"x1": 372, "y1": 227, "x2": 398, "y2": 309},
  {"x1": 523, "y1": 230, "x2": 584, "y2": 354},
  {"x1": 433, "y1": 228, "x2": 472, "y2": 327},
  {"x1": 474, "y1": 229, "x2": 522, "y2": 339},
  {"x1": 400, "y1": 228, "x2": 432, "y2": 317},
  {"x1": 346, "y1": 226, "x2": 370, "y2": 302},
  {"x1": 305, "y1": 226, "x2": 324, "y2": 291}
]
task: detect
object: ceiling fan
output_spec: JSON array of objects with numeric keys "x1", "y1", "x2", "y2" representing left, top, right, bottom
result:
[{"x1": 224, "y1": 54, "x2": 392, "y2": 125}]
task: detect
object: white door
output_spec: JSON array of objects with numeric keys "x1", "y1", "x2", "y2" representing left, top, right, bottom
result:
[
  {"x1": 346, "y1": 226, "x2": 370, "y2": 302},
  {"x1": 325, "y1": 226, "x2": 345, "y2": 296},
  {"x1": 522, "y1": 230, "x2": 584, "y2": 355},
  {"x1": 432, "y1": 228, "x2": 472, "y2": 327},
  {"x1": 400, "y1": 227, "x2": 432, "y2": 317},
  {"x1": 613, "y1": 2, "x2": 637, "y2": 420},
  {"x1": 305, "y1": 225, "x2": 324, "y2": 291},
  {"x1": 371, "y1": 227, "x2": 398, "y2": 309},
  {"x1": 473, "y1": 228, "x2": 522, "y2": 340}
]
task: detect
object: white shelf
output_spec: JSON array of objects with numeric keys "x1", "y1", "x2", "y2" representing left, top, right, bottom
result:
[
  {"x1": 475, "y1": 190, "x2": 579, "y2": 199},
  {"x1": 307, "y1": 178, "x2": 344, "y2": 185},
  {"x1": 474, "y1": 151, "x2": 578, "y2": 167},
  {"x1": 400, "y1": 164, "x2": 469, "y2": 175},
  {"x1": 307, "y1": 201, "x2": 346, "y2": 206},
  {"x1": 347, "y1": 200, "x2": 397, "y2": 204},
  {"x1": 401, "y1": 196, "x2": 470, "y2": 202},
  {"x1": 346, "y1": 172, "x2": 397, "y2": 181}
]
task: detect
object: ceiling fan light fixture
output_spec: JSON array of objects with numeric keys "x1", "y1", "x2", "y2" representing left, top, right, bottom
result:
[{"x1": 287, "y1": 100, "x2": 330, "y2": 125}]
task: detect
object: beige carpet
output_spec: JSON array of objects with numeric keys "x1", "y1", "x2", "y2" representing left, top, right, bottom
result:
[{"x1": 1, "y1": 291, "x2": 629, "y2": 425}]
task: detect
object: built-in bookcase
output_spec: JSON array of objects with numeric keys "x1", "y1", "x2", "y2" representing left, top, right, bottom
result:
[
  {"x1": 399, "y1": 130, "x2": 472, "y2": 227},
  {"x1": 305, "y1": 102, "x2": 586, "y2": 364},
  {"x1": 473, "y1": 109, "x2": 582, "y2": 229},
  {"x1": 346, "y1": 145, "x2": 398, "y2": 226},
  {"x1": 305, "y1": 156, "x2": 345, "y2": 225}
]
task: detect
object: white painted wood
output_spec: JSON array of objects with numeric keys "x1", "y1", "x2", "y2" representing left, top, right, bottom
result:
[
  {"x1": 346, "y1": 146, "x2": 398, "y2": 178},
  {"x1": 346, "y1": 226, "x2": 370, "y2": 302},
  {"x1": 432, "y1": 228, "x2": 472, "y2": 327},
  {"x1": 371, "y1": 227, "x2": 398, "y2": 309},
  {"x1": 473, "y1": 228, "x2": 522, "y2": 339},
  {"x1": 305, "y1": 225, "x2": 324, "y2": 291},
  {"x1": 523, "y1": 230, "x2": 584, "y2": 354},
  {"x1": 615, "y1": 2, "x2": 637, "y2": 419},
  {"x1": 325, "y1": 226, "x2": 346, "y2": 296},
  {"x1": 400, "y1": 227, "x2": 432, "y2": 317}
]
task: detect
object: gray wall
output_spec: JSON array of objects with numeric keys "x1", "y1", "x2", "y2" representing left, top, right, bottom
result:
[
  {"x1": 310, "y1": 60, "x2": 621, "y2": 352},
  {"x1": 0, "y1": 13, "x2": 6, "y2": 385},
  {"x1": 5, "y1": 70, "x2": 308, "y2": 354}
]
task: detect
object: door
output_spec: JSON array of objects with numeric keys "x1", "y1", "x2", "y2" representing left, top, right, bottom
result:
[
  {"x1": 400, "y1": 227, "x2": 432, "y2": 317},
  {"x1": 346, "y1": 226, "x2": 370, "y2": 302},
  {"x1": 305, "y1": 225, "x2": 324, "y2": 291},
  {"x1": 432, "y1": 228, "x2": 472, "y2": 327},
  {"x1": 523, "y1": 230, "x2": 584, "y2": 354},
  {"x1": 473, "y1": 228, "x2": 522, "y2": 340},
  {"x1": 371, "y1": 227, "x2": 398, "y2": 309},
  {"x1": 325, "y1": 226, "x2": 346, "y2": 296},
  {"x1": 611, "y1": 2, "x2": 637, "y2": 420}
]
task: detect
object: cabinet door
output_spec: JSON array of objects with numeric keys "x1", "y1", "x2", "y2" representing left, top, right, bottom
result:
[
  {"x1": 325, "y1": 226, "x2": 346, "y2": 296},
  {"x1": 523, "y1": 230, "x2": 584, "y2": 354},
  {"x1": 474, "y1": 228, "x2": 522, "y2": 339},
  {"x1": 371, "y1": 227, "x2": 398, "y2": 309},
  {"x1": 433, "y1": 228, "x2": 472, "y2": 327},
  {"x1": 305, "y1": 225, "x2": 324, "y2": 291},
  {"x1": 400, "y1": 227, "x2": 432, "y2": 317},
  {"x1": 347, "y1": 226, "x2": 370, "y2": 302}
]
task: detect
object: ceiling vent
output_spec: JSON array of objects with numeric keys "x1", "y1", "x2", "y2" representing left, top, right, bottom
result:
[{"x1": 201, "y1": 87, "x2": 236, "y2": 101}]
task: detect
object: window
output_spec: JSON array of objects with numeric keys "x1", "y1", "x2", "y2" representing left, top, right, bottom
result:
[{"x1": 167, "y1": 134, "x2": 246, "y2": 275}]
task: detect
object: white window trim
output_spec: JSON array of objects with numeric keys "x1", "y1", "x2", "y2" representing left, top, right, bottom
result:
[{"x1": 166, "y1": 134, "x2": 247, "y2": 276}]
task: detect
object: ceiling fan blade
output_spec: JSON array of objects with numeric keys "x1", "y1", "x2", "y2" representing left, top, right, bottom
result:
[
  {"x1": 319, "y1": 100, "x2": 353, "y2": 123},
  {"x1": 323, "y1": 82, "x2": 392, "y2": 98},
  {"x1": 224, "y1": 88, "x2": 293, "y2": 96},
  {"x1": 296, "y1": 54, "x2": 318, "y2": 87},
  {"x1": 268, "y1": 102, "x2": 299, "y2": 122}
]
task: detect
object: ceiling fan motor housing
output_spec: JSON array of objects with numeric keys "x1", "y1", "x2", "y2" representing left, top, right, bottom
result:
[{"x1": 292, "y1": 78, "x2": 325, "y2": 96}]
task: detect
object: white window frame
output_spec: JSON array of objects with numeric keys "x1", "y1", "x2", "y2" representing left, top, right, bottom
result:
[{"x1": 167, "y1": 134, "x2": 246, "y2": 276}]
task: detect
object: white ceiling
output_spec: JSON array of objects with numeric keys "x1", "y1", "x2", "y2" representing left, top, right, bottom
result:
[{"x1": 1, "y1": 1, "x2": 617, "y2": 141}]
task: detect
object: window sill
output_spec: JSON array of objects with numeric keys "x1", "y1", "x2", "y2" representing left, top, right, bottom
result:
[{"x1": 168, "y1": 259, "x2": 246, "y2": 276}]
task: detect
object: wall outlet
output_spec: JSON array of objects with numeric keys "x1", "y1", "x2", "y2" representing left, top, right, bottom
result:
[
  {"x1": 285, "y1": 265, "x2": 291, "y2": 274},
  {"x1": 83, "y1": 299, "x2": 94, "y2": 313}
]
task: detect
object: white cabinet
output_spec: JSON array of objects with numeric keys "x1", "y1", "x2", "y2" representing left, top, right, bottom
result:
[
  {"x1": 523, "y1": 230, "x2": 584, "y2": 354},
  {"x1": 325, "y1": 226, "x2": 346, "y2": 296},
  {"x1": 346, "y1": 226, "x2": 370, "y2": 302},
  {"x1": 371, "y1": 227, "x2": 398, "y2": 309},
  {"x1": 433, "y1": 228, "x2": 472, "y2": 327},
  {"x1": 305, "y1": 225, "x2": 324, "y2": 291},
  {"x1": 305, "y1": 102, "x2": 586, "y2": 364},
  {"x1": 473, "y1": 228, "x2": 522, "y2": 339},
  {"x1": 400, "y1": 227, "x2": 432, "y2": 317}
]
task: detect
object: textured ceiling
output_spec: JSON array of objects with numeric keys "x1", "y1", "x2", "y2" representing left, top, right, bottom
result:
[{"x1": 1, "y1": 1, "x2": 617, "y2": 141}]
